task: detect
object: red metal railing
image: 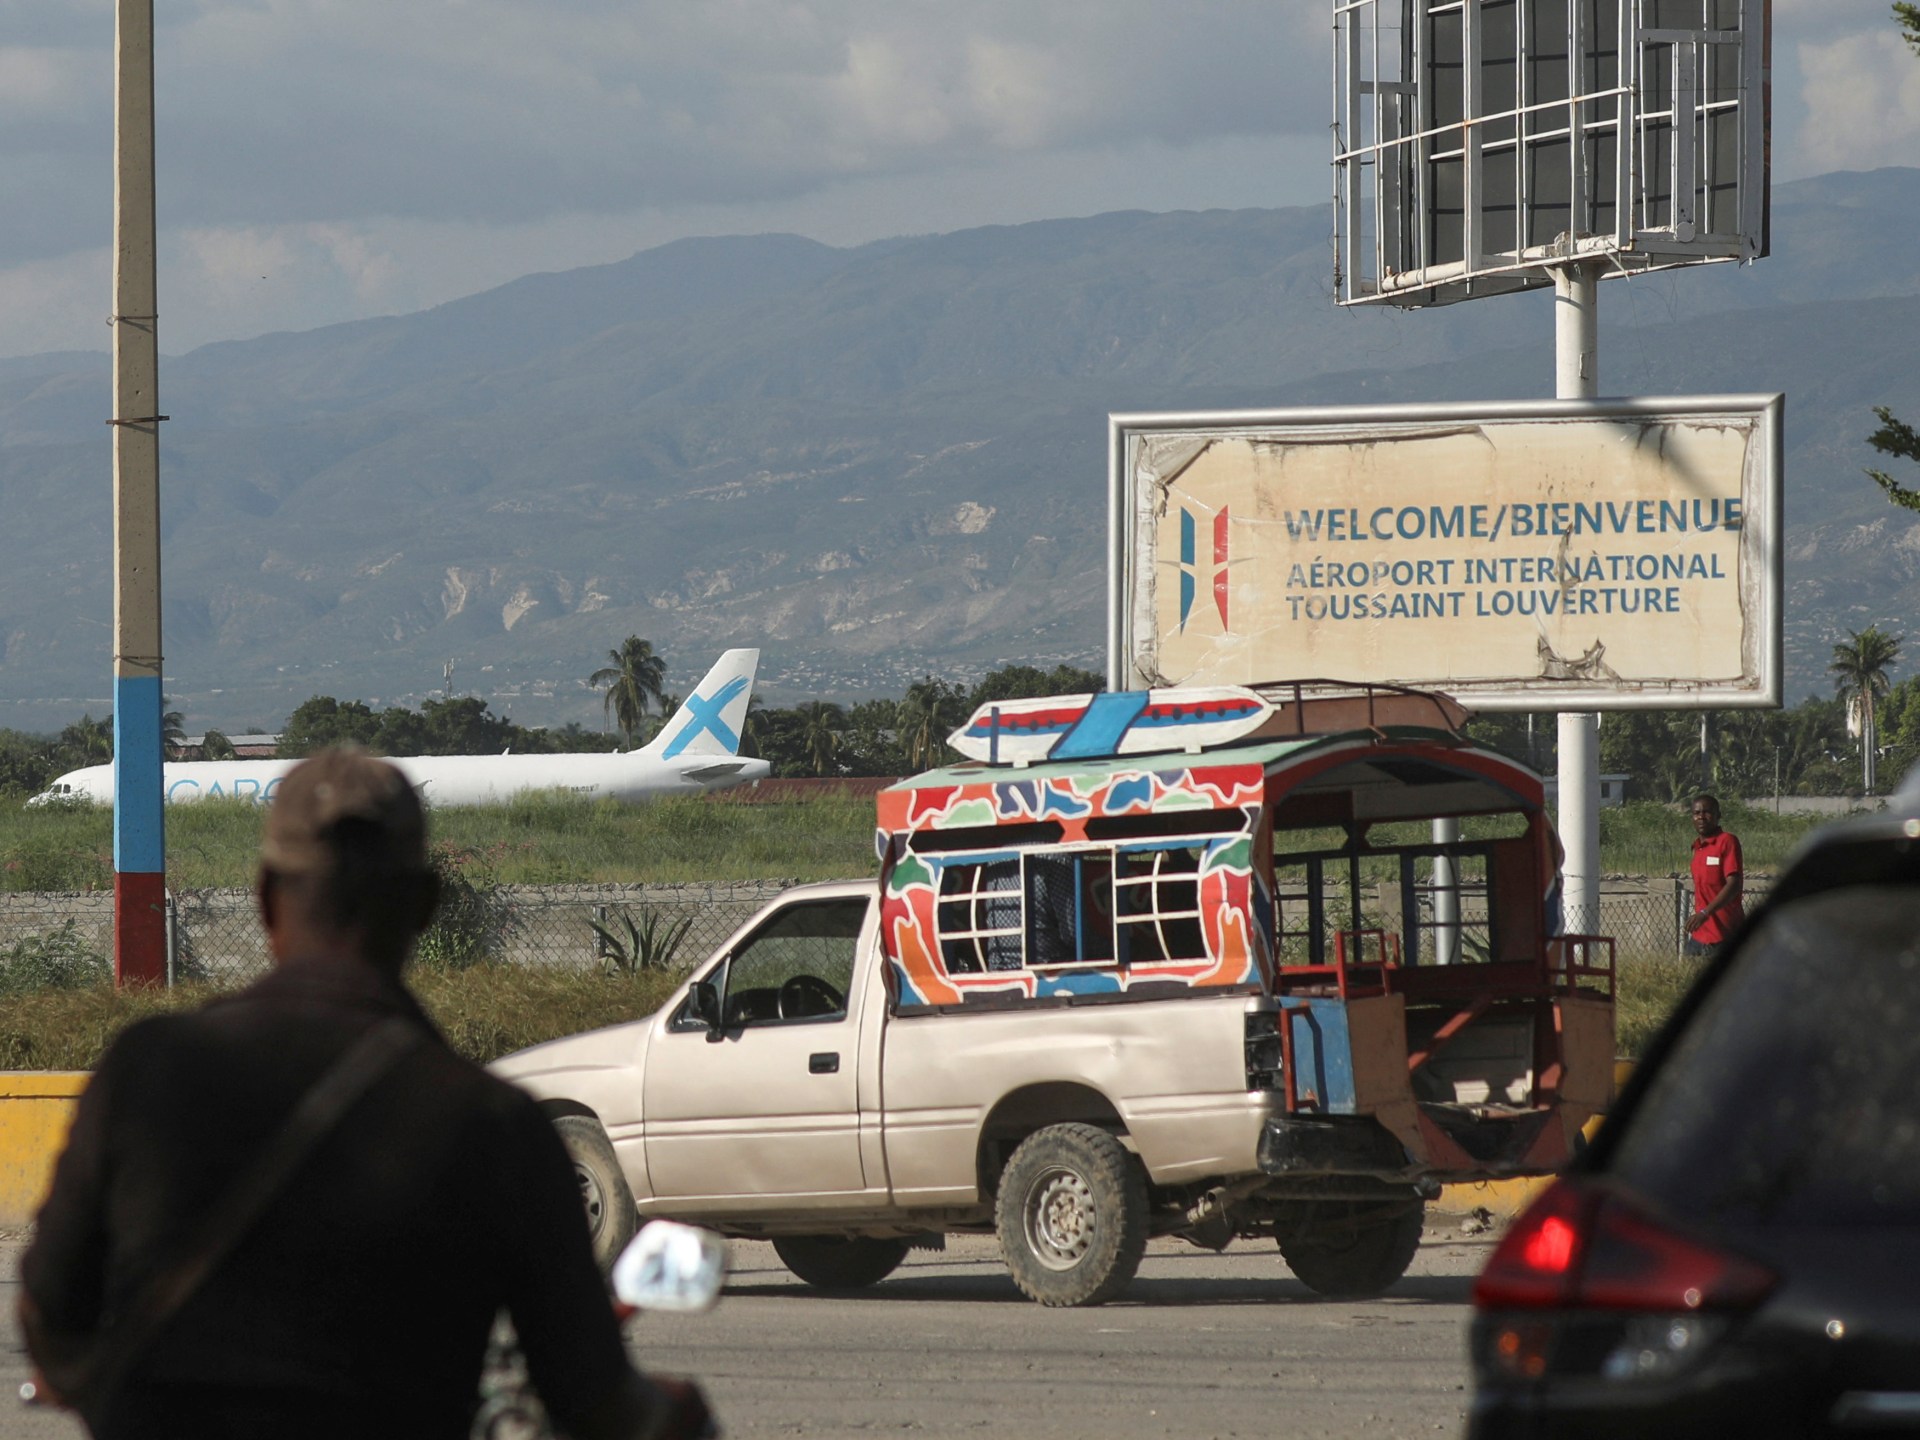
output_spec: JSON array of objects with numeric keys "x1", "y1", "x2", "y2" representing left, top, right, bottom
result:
[
  {"x1": 1546, "y1": 933, "x2": 1617, "y2": 998},
  {"x1": 1276, "y1": 927, "x2": 1400, "y2": 999}
]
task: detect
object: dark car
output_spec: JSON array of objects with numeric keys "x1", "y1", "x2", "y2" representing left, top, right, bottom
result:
[{"x1": 1466, "y1": 790, "x2": 1920, "y2": 1438}]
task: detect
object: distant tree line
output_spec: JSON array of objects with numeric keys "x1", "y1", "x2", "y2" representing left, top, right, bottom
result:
[
  {"x1": 0, "y1": 657, "x2": 1106, "y2": 796},
  {"x1": 278, "y1": 695, "x2": 620, "y2": 760},
  {"x1": 1467, "y1": 626, "x2": 1912, "y2": 801},
  {"x1": 740, "y1": 664, "x2": 1106, "y2": 779},
  {"x1": 7, "y1": 626, "x2": 1911, "y2": 802}
]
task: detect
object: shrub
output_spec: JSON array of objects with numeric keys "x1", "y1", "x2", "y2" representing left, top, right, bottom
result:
[
  {"x1": 0, "y1": 921, "x2": 111, "y2": 994},
  {"x1": 589, "y1": 902, "x2": 697, "y2": 976},
  {"x1": 415, "y1": 843, "x2": 521, "y2": 971}
]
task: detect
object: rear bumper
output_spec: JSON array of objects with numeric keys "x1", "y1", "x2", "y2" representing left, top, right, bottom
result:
[{"x1": 1258, "y1": 1105, "x2": 1569, "y2": 1183}]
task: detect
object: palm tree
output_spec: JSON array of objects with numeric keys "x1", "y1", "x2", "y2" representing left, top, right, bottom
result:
[
  {"x1": 898, "y1": 677, "x2": 963, "y2": 772},
  {"x1": 798, "y1": 701, "x2": 846, "y2": 777},
  {"x1": 57, "y1": 714, "x2": 113, "y2": 766},
  {"x1": 199, "y1": 729, "x2": 237, "y2": 761},
  {"x1": 589, "y1": 637, "x2": 666, "y2": 748},
  {"x1": 162, "y1": 704, "x2": 189, "y2": 759},
  {"x1": 643, "y1": 694, "x2": 683, "y2": 746},
  {"x1": 1830, "y1": 625, "x2": 1903, "y2": 793},
  {"x1": 738, "y1": 696, "x2": 768, "y2": 759}
]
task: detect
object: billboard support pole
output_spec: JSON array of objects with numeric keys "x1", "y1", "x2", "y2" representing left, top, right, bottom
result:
[
  {"x1": 1555, "y1": 261, "x2": 1601, "y2": 936},
  {"x1": 110, "y1": 0, "x2": 167, "y2": 987}
]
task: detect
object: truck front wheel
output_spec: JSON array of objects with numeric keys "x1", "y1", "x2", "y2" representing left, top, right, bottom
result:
[
  {"x1": 772, "y1": 1235, "x2": 912, "y2": 1290},
  {"x1": 552, "y1": 1115, "x2": 637, "y2": 1275},
  {"x1": 995, "y1": 1123, "x2": 1148, "y2": 1307},
  {"x1": 1278, "y1": 1199, "x2": 1424, "y2": 1299}
]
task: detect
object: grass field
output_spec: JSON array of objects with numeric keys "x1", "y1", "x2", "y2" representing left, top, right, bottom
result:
[
  {"x1": 0, "y1": 793, "x2": 1838, "y2": 893},
  {"x1": 0, "y1": 793, "x2": 880, "y2": 892},
  {"x1": 1593, "y1": 799, "x2": 1832, "y2": 877}
]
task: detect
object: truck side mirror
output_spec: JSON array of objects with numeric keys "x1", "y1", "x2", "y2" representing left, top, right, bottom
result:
[{"x1": 691, "y1": 979, "x2": 723, "y2": 1038}]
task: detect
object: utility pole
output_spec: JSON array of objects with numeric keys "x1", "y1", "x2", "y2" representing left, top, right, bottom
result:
[
  {"x1": 110, "y1": 0, "x2": 167, "y2": 985},
  {"x1": 1555, "y1": 262, "x2": 1601, "y2": 938}
]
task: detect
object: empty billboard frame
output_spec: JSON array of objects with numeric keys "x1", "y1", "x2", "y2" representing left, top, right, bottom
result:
[
  {"x1": 1108, "y1": 397, "x2": 1782, "y2": 711},
  {"x1": 1333, "y1": 0, "x2": 1770, "y2": 307}
]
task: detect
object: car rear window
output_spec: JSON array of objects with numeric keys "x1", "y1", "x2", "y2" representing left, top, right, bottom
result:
[{"x1": 1607, "y1": 886, "x2": 1920, "y2": 1228}]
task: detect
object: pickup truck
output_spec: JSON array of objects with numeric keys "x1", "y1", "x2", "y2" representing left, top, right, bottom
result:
[{"x1": 494, "y1": 682, "x2": 1616, "y2": 1306}]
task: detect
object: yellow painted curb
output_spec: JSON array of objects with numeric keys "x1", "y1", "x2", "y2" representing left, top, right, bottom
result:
[
  {"x1": 1436, "y1": 1059, "x2": 1636, "y2": 1221},
  {"x1": 0, "y1": 1073, "x2": 90, "y2": 1228}
]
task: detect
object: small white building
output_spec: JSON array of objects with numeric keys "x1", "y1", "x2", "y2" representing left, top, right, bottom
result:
[{"x1": 1541, "y1": 774, "x2": 1632, "y2": 809}]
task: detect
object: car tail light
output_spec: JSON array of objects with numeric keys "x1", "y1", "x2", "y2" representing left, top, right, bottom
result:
[
  {"x1": 1471, "y1": 1178, "x2": 1778, "y2": 1386},
  {"x1": 1474, "y1": 1177, "x2": 1777, "y2": 1313}
]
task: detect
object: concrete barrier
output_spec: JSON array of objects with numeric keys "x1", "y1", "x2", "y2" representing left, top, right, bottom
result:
[
  {"x1": 5, "y1": 1060, "x2": 1634, "y2": 1230},
  {"x1": 0, "y1": 1073, "x2": 88, "y2": 1227}
]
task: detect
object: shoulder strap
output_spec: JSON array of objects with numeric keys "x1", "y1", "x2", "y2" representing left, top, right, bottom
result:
[{"x1": 81, "y1": 1014, "x2": 424, "y2": 1410}]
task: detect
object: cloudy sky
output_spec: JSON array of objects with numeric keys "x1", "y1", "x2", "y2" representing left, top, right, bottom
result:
[{"x1": 0, "y1": 0, "x2": 1910, "y2": 358}]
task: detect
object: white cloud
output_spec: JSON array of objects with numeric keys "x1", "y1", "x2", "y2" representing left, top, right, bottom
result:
[
  {"x1": 1794, "y1": 29, "x2": 1920, "y2": 175},
  {"x1": 30, "y1": 0, "x2": 1323, "y2": 243},
  {"x1": 0, "y1": 46, "x2": 98, "y2": 121},
  {"x1": 0, "y1": 1, "x2": 1903, "y2": 358},
  {"x1": 0, "y1": 247, "x2": 108, "y2": 357}
]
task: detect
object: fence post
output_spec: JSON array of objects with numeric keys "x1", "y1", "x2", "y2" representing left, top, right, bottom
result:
[{"x1": 164, "y1": 889, "x2": 177, "y2": 987}]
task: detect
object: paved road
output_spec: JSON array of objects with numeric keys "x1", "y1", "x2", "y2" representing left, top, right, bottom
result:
[{"x1": 3, "y1": 1224, "x2": 1490, "y2": 1439}]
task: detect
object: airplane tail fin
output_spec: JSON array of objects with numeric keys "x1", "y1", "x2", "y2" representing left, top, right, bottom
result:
[{"x1": 640, "y1": 649, "x2": 760, "y2": 760}]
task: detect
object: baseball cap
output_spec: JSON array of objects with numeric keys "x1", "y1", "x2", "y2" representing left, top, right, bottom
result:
[{"x1": 261, "y1": 749, "x2": 428, "y2": 877}]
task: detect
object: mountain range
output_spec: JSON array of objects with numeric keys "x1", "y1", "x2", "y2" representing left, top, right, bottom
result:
[{"x1": 4, "y1": 167, "x2": 1920, "y2": 734}]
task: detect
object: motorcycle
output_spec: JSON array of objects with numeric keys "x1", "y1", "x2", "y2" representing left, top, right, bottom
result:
[
  {"x1": 20, "y1": 1219, "x2": 727, "y2": 1440},
  {"x1": 477, "y1": 1219, "x2": 727, "y2": 1439}
]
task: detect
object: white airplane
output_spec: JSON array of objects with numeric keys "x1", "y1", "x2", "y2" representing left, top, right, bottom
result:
[{"x1": 30, "y1": 649, "x2": 769, "y2": 809}]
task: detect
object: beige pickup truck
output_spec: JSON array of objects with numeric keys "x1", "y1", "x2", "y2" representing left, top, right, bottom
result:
[{"x1": 495, "y1": 683, "x2": 1615, "y2": 1307}]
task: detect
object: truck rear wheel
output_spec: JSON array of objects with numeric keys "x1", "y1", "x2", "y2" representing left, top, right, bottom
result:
[
  {"x1": 552, "y1": 1115, "x2": 637, "y2": 1275},
  {"x1": 995, "y1": 1123, "x2": 1148, "y2": 1307},
  {"x1": 1278, "y1": 1199, "x2": 1425, "y2": 1299},
  {"x1": 772, "y1": 1235, "x2": 912, "y2": 1290}
]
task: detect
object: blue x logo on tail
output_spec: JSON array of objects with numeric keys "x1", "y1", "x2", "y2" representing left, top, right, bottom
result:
[{"x1": 663, "y1": 676, "x2": 749, "y2": 758}]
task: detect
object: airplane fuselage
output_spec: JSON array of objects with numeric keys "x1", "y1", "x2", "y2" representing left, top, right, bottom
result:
[
  {"x1": 29, "y1": 647, "x2": 769, "y2": 812},
  {"x1": 34, "y1": 750, "x2": 770, "y2": 809}
]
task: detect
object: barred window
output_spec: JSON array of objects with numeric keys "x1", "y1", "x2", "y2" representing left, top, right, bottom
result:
[
  {"x1": 1113, "y1": 846, "x2": 1207, "y2": 962},
  {"x1": 934, "y1": 844, "x2": 1220, "y2": 975},
  {"x1": 936, "y1": 860, "x2": 1025, "y2": 973}
]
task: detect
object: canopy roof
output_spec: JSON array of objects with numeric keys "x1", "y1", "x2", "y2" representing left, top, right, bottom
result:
[{"x1": 881, "y1": 726, "x2": 1543, "y2": 836}]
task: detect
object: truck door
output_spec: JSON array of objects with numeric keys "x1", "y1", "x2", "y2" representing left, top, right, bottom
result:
[{"x1": 643, "y1": 894, "x2": 872, "y2": 1208}]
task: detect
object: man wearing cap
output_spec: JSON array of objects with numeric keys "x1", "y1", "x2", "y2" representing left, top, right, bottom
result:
[{"x1": 18, "y1": 749, "x2": 711, "y2": 1440}]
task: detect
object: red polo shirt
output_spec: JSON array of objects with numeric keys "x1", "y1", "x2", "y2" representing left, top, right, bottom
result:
[{"x1": 1691, "y1": 829, "x2": 1744, "y2": 944}]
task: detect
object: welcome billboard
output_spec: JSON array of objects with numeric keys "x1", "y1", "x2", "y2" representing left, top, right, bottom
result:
[{"x1": 1108, "y1": 397, "x2": 1783, "y2": 711}]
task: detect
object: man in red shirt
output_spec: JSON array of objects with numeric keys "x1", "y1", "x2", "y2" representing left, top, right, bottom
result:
[{"x1": 1686, "y1": 793, "x2": 1744, "y2": 956}]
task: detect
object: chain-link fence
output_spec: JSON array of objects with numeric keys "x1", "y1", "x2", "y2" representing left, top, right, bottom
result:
[
  {"x1": 0, "y1": 881, "x2": 801, "y2": 986},
  {"x1": 1278, "y1": 876, "x2": 1770, "y2": 968},
  {"x1": 0, "y1": 875, "x2": 1765, "y2": 987}
]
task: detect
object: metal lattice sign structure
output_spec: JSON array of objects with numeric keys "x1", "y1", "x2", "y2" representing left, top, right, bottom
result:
[{"x1": 1334, "y1": 0, "x2": 1770, "y2": 307}]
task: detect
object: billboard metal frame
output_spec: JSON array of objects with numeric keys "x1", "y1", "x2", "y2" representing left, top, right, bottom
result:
[
  {"x1": 1333, "y1": 0, "x2": 1771, "y2": 308},
  {"x1": 1107, "y1": 395, "x2": 1782, "y2": 712}
]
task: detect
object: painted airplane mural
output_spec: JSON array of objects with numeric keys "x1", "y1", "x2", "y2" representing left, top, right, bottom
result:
[{"x1": 30, "y1": 650, "x2": 768, "y2": 809}]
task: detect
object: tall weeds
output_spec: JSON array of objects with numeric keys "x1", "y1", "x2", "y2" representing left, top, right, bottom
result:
[{"x1": 0, "y1": 966, "x2": 681, "y2": 1071}]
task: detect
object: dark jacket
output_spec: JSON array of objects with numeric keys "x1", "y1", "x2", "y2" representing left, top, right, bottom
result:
[{"x1": 22, "y1": 955, "x2": 634, "y2": 1440}]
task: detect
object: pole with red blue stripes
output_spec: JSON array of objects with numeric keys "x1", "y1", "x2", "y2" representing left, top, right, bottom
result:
[{"x1": 110, "y1": 0, "x2": 167, "y2": 986}]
